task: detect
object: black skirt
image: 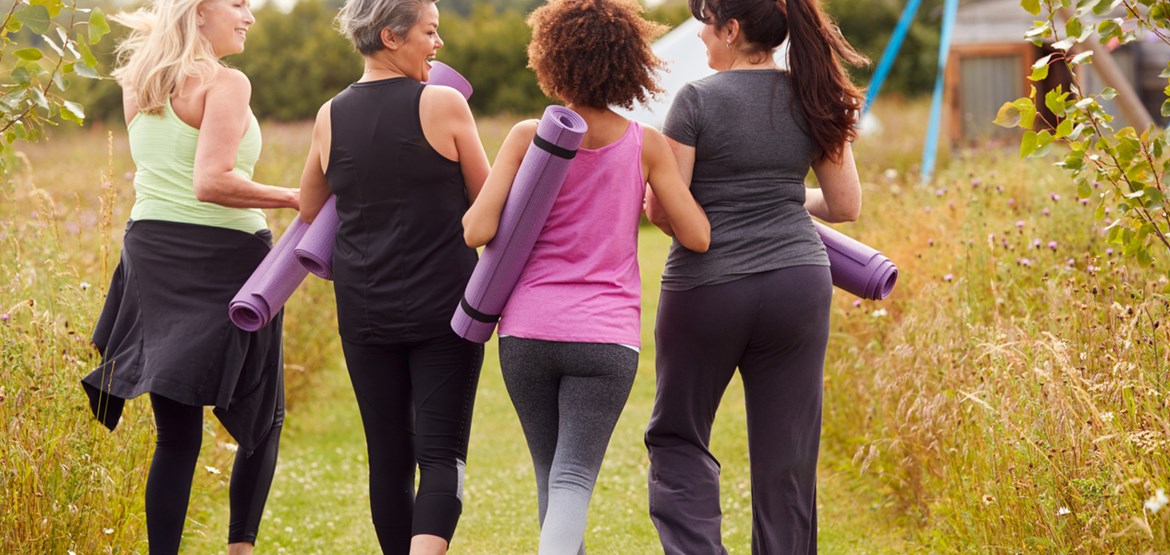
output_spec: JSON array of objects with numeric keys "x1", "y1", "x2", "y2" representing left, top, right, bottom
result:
[{"x1": 82, "y1": 219, "x2": 284, "y2": 453}]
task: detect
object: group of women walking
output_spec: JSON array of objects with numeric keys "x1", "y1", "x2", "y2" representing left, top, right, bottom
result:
[{"x1": 81, "y1": 0, "x2": 864, "y2": 550}]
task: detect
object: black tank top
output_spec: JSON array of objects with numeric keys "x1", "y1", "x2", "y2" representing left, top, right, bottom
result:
[{"x1": 326, "y1": 78, "x2": 477, "y2": 343}]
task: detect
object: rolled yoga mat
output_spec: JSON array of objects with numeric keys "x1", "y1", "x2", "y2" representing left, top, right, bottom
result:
[
  {"x1": 229, "y1": 217, "x2": 310, "y2": 331},
  {"x1": 814, "y1": 221, "x2": 898, "y2": 300},
  {"x1": 292, "y1": 195, "x2": 338, "y2": 279},
  {"x1": 292, "y1": 61, "x2": 473, "y2": 280},
  {"x1": 451, "y1": 106, "x2": 589, "y2": 343}
]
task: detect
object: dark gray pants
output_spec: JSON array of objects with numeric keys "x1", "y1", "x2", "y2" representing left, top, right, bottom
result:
[
  {"x1": 500, "y1": 337, "x2": 638, "y2": 555},
  {"x1": 646, "y1": 265, "x2": 832, "y2": 555}
]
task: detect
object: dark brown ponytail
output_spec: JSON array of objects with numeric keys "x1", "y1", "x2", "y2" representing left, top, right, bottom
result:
[
  {"x1": 688, "y1": 0, "x2": 868, "y2": 163},
  {"x1": 785, "y1": 0, "x2": 868, "y2": 163}
]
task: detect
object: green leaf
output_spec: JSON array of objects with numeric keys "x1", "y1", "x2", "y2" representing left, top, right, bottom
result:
[
  {"x1": 1071, "y1": 51, "x2": 1093, "y2": 65},
  {"x1": 1098, "y1": 18, "x2": 1123, "y2": 41},
  {"x1": 15, "y1": 5, "x2": 52, "y2": 35},
  {"x1": 72, "y1": 62, "x2": 99, "y2": 80},
  {"x1": 995, "y1": 102, "x2": 1022, "y2": 128},
  {"x1": 1137, "y1": 249, "x2": 1154, "y2": 267},
  {"x1": 1162, "y1": 98, "x2": 1170, "y2": 117},
  {"x1": 1094, "y1": 0, "x2": 1121, "y2": 16},
  {"x1": 1021, "y1": 130, "x2": 1039, "y2": 158},
  {"x1": 30, "y1": 0, "x2": 64, "y2": 19},
  {"x1": 1053, "y1": 36, "x2": 1077, "y2": 51},
  {"x1": 75, "y1": 39, "x2": 98, "y2": 68},
  {"x1": 1035, "y1": 130, "x2": 1055, "y2": 156},
  {"x1": 1100, "y1": 87, "x2": 1118, "y2": 100},
  {"x1": 1056, "y1": 117, "x2": 1074, "y2": 138},
  {"x1": 1066, "y1": 16, "x2": 1084, "y2": 38},
  {"x1": 1031, "y1": 63, "x2": 1051, "y2": 81},
  {"x1": 1016, "y1": 98, "x2": 1038, "y2": 128},
  {"x1": 60, "y1": 100, "x2": 85, "y2": 125},
  {"x1": 14, "y1": 48, "x2": 44, "y2": 61},
  {"x1": 88, "y1": 8, "x2": 110, "y2": 45},
  {"x1": 10, "y1": 66, "x2": 32, "y2": 86},
  {"x1": 1022, "y1": 0, "x2": 1041, "y2": 15},
  {"x1": 1077, "y1": 177, "x2": 1093, "y2": 198},
  {"x1": 5, "y1": 15, "x2": 24, "y2": 33}
]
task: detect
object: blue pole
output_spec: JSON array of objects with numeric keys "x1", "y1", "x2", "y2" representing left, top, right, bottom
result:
[
  {"x1": 921, "y1": 0, "x2": 959, "y2": 182},
  {"x1": 863, "y1": 0, "x2": 924, "y2": 116}
]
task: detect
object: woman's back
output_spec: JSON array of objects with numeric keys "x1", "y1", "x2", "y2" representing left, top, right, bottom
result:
[
  {"x1": 661, "y1": 70, "x2": 827, "y2": 291},
  {"x1": 500, "y1": 120, "x2": 646, "y2": 347},
  {"x1": 327, "y1": 78, "x2": 477, "y2": 343}
]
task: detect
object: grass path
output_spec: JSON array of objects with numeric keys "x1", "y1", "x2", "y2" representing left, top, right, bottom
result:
[{"x1": 177, "y1": 231, "x2": 914, "y2": 553}]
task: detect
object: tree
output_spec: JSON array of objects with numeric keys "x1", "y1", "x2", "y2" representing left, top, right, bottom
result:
[
  {"x1": 1, "y1": 0, "x2": 109, "y2": 174},
  {"x1": 995, "y1": 0, "x2": 1170, "y2": 270}
]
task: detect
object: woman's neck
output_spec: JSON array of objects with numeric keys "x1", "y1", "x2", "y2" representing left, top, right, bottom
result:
[{"x1": 360, "y1": 55, "x2": 407, "y2": 82}]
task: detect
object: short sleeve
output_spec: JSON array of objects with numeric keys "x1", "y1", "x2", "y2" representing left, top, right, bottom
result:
[{"x1": 663, "y1": 83, "x2": 701, "y2": 147}]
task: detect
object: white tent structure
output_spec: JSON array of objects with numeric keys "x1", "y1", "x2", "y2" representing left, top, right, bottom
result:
[{"x1": 618, "y1": 18, "x2": 881, "y2": 136}]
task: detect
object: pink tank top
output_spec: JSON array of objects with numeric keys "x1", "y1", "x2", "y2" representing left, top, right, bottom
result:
[{"x1": 498, "y1": 121, "x2": 646, "y2": 347}]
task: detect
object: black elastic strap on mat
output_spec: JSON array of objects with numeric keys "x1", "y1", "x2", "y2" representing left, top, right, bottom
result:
[
  {"x1": 461, "y1": 297, "x2": 500, "y2": 323},
  {"x1": 533, "y1": 134, "x2": 576, "y2": 160}
]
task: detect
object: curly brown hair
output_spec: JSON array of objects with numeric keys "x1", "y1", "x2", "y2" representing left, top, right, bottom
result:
[{"x1": 527, "y1": 0, "x2": 667, "y2": 110}]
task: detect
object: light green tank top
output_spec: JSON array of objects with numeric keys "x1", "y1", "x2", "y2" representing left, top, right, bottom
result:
[{"x1": 128, "y1": 98, "x2": 266, "y2": 233}]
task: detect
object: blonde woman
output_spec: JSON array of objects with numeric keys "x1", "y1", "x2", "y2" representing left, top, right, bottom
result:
[{"x1": 81, "y1": 0, "x2": 297, "y2": 552}]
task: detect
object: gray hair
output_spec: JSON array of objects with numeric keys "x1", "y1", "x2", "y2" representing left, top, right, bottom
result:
[{"x1": 336, "y1": 0, "x2": 436, "y2": 56}]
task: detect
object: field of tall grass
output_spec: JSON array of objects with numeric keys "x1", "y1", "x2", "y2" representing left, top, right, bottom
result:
[{"x1": 1, "y1": 98, "x2": 1168, "y2": 553}]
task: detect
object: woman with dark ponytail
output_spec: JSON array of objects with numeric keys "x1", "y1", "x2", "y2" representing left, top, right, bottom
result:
[{"x1": 642, "y1": 0, "x2": 866, "y2": 551}]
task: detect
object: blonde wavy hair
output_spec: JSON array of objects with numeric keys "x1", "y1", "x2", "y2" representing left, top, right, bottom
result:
[{"x1": 111, "y1": 0, "x2": 223, "y2": 115}]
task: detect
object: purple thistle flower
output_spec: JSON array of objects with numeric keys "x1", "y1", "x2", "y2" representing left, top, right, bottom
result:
[
  {"x1": 1048, "y1": 241, "x2": 1058, "y2": 251},
  {"x1": 1050, "y1": 193, "x2": 1061, "y2": 202},
  {"x1": 1016, "y1": 220, "x2": 1026, "y2": 229},
  {"x1": 943, "y1": 273, "x2": 954, "y2": 282},
  {"x1": 1042, "y1": 208, "x2": 1051, "y2": 216}
]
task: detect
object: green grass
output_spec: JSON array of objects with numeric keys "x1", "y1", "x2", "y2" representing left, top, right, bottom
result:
[{"x1": 4, "y1": 98, "x2": 1170, "y2": 552}]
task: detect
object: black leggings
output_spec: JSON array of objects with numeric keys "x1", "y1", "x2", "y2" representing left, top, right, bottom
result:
[
  {"x1": 145, "y1": 393, "x2": 283, "y2": 553},
  {"x1": 341, "y1": 332, "x2": 483, "y2": 554}
]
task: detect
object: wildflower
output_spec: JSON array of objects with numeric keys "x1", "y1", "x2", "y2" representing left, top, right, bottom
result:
[
  {"x1": 1017, "y1": 258, "x2": 1033, "y2": 267},
  {"x1": 223, "y1": 442, "x2": 239, "y2": 453},
  {"x1": 103, "y1": 528, "x2": 114, "y2": 535},
  {"x1": 1145, "y1": 489, "x2": 1168, "y2": 513},
  {"x1": 935, "y1": 188, "x2": 946, "y2": 197},
  {"x1": 996, "y1": 185, "x2": 1004, "y2": 193},
  {"x1": 1106, "y1": 248, "x2": 1114, "y2": 256},
  {"x1": 982, "y1": 494, "x2": 995, "y2": 505},
  {"x1": 80, "y1": 281, "x2": 91, "y2": 291},
  {"x1": 924, "y1": 206, "x2": 931, "y2": 213},
  {"x1": 928, "y1": 238, "x2": 935, "y2": 247},
  {"x1": 123, "y1": 171, "x2": 134, "y2": 181},
  {"x1": 1048, "y1": 241, "x2": 1058, "y2": 251},
  {"x1": 1016, "y1": 220, "x2": 1026, "y2": 229},
  {"x1": 1008, "y1": 198, "x2": 1016, "y2": 207},
  {"x1": 1057, "y1": 506, "x2": 1071, "y2": 516},
  {"x1": 871, "y1": 308, "x2": 888, "y2": 318},
  {"x1": 1067, "y1": 258, "x2": 1076, "y2": 267},
  {"x1": 1100, "y1": 411, "x2": 1114, "y2": 422},
  {"x1": 883, "y1": 168, "x2": 898, "y2": 181},
  {"x1": 1, "y1": 314, "x2": 9, "y2": 322},
  {"x1": 971, "y1": 178, "x2": 981, "y2": 188},
  {"x1": 1080, "y1": 198, "x2": 1089, "y2": 206},
  {"x1": 1104, "y1": 207, "x2": 1111, "y2": 214},
  {"x1": 1042, "y1": 208, "x2": 1050, "y2": 216},
  {"x1": 205, "y1": 466, "x2": 221, "y2": 475},
  {"x1": 1032, "y1": 238, "x2": 1042, "y2": 249},
  {"x1": 1050, "y1": 193, "x2": 1061, "y2": 202},
  {"x1": 852, "y1": 299, "x2": 862, "y2": 308},
  {"x1": 943, "y1": 274, "x2": 953, "y2": 282}
]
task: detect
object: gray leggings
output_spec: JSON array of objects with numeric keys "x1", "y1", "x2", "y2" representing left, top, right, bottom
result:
[{"x1": 499, "y1": 337, "x2": 638, "y2": 555}]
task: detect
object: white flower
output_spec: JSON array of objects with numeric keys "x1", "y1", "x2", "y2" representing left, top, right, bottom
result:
[
  {"x1": 79, "y1": 281, "x2": 91, "y2": 291},
  {"x1": 1145, "y1": 489, "x2": 1168, "y2": 513},
  {"x1": 204, "y1": 465, "x2": 221, "y2": 475},
  {"x1": 871, "y1": 308, "x2": 888, "y2": 318},
  {"x1": 1100, "y1": 412, "x2": 1114, "y2": 423},
  {"x1": 103, "y1": 528, "x2": 114, "y2": 534},
  {"x1": 1057, "y1": 506, "x2": 1071, "y2": 516},
  {"x1": 222, "y1": 442, "x2": 239, "y2": 453}
]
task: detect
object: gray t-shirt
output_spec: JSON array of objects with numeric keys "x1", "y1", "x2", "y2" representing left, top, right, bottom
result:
[{"x1": 661, "y1": 69, "x2": 828, "y2": 291}]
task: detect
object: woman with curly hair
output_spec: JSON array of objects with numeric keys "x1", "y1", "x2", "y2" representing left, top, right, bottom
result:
[
  {"x1": 642, "y1": 0, "x2": 866, "y2": 551},
  {"x1": 461, "y1": 0, "x2": 709, "y2": 551}
]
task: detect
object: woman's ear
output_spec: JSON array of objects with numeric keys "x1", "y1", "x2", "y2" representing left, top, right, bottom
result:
[
  {"x1": 724, "y1": 18, "x2": 740, "y2": 45},
  {"x1": 380, "y1": 27, "x2": 399, "y2": 50}
]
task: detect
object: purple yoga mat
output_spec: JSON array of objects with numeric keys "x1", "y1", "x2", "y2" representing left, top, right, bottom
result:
[
  {"x1": 292, "y1": 195, "x2": 338, "y2": 279},
  {"x1": 814, "y1": 221, "x2": 898, "y2": 300},
  {"x1": 292, "y1": 62, "x2": 473, "y2": 280},
  {"x1": 229, "y1": 218, "x2": 310, "y2": 331},
  {"x1": 451, "y1": 106, "x2": 589, "y2": 343}
]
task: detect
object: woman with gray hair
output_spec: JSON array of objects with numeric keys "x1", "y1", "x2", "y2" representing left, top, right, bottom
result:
[{"x1": 297, "y1": 0, "x2": 490, "y2": 552}]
